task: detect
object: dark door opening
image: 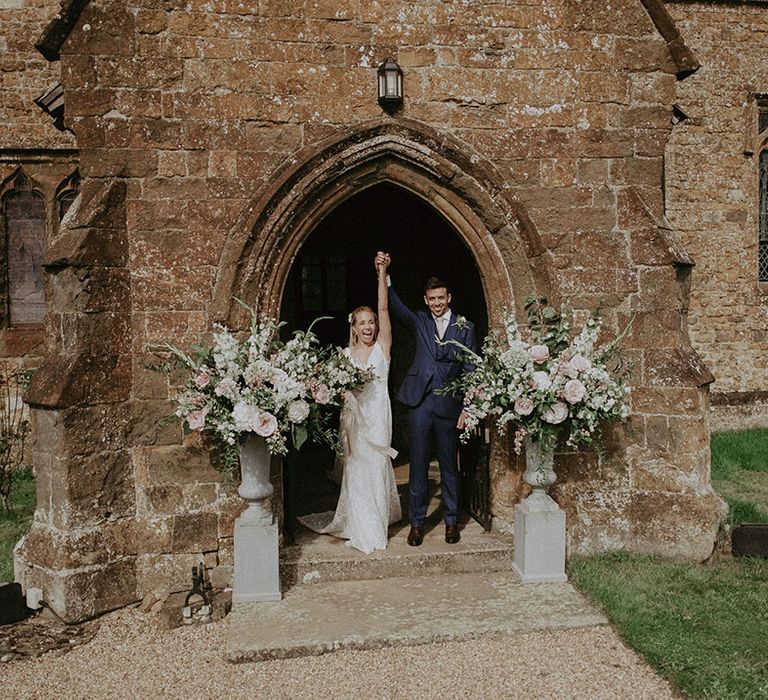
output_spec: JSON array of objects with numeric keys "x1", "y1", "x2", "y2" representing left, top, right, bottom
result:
[{"x1": 280, "y1": 183, "x2": 489, "y2": 539}]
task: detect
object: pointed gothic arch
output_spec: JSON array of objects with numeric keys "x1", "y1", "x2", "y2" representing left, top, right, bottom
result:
[{"x1": 212, "y1": 119, "x2": 553, "y2": 330}]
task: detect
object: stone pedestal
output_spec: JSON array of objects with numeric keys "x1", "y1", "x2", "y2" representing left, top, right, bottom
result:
[
  {"x1": 232, "y1": 434, "x2": 281, "y2": 604},
  {"x1": 233, "y1": 512, "x2": 281, "y2": 604},
  {"x1": 512, "y1": 491, "x2": 567, "y2": 584}
]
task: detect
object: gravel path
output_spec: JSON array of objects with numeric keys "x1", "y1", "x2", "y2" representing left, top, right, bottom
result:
[{"x1": 3, "y1": 608, "x2": 676, "y2": 699}]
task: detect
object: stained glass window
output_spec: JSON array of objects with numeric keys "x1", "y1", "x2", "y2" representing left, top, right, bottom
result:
[{"x1": 4, "y1": 175, "x2": 47, "y2": 326}]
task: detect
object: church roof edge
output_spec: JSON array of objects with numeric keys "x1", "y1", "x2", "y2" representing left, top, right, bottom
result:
[
  {"x1": 35, "y1": 0, "x2": 92, "y2": 62},
  {"x1": 641, "y1": 0, "x2": 701, "y2": 78}
]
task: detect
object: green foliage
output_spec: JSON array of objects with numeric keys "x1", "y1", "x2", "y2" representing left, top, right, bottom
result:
[
  {"x1": 570, "y1": 553, "x2": 768, "y2": 700},
  {"x1": 0, "y1": 469, "x2": 35, "y2": 582},
  {"x1": 524, "y1": 296, "x2": 570, "y2": 355},
  {"x1": 0, "y1": 364, "x2": 32, "y2": 512}
]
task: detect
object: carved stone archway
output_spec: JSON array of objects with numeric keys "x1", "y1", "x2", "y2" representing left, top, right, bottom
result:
[{"x1": 212, "y1": 118, "x2": 552, "y2": 332}]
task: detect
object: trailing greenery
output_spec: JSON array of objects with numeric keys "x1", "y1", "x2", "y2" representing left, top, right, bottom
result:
[
  {"x1": 711, "y1": 428, "x2": 768, "y2": 527},
  {"x1": 0, "y1": 469, "x2": 35, "y2": 582},
  {"x1": 570, "y1": 553, "x2": 768, "y2": 700}
]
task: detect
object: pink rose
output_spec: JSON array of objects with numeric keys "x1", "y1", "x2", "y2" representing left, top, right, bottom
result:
[
  {"x1": 530, "y1": 344, "x2": 550, "y2": 363},
  {"x1": 312, "y1": 383, "x2": 331, "y2": 405},
  {"x1": 514, "y1": 397, "x2": 534, "y2": 416},
  {"x1": 194, "y1": 371, "x2": 211, "y2": 389},
  {"x1": 186, "y1": 406, "x2": 209, "y2": 431},
  {"x1": 563, "y1": 379, "x2": 586, "y2": 404},
  {"x1": 255, "y1": 411, "x2": 278, "y2": 437},
  {"x1": 542, "y1": 401, "x2": 568, "y2": 424},
  {"x1": 569, "y1": 354, "x2": 592, "y2": 373},
  {"x1": 532, "y1": 371, "x2": 551, "y2": 390}
]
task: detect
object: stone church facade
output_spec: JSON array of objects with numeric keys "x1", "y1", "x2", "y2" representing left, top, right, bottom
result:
[{"x1": 4, "y1": 0, "x2": 765, "y2": 621}]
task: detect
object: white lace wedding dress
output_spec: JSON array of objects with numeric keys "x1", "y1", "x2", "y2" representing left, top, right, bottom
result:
[{"x1": 299, "y1": 341, "x2": 402, "y2": 554}]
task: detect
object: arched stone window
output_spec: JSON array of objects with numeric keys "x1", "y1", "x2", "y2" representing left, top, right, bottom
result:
[
  {"x1": 56, "y1": 170, "x2": 80, "y2": 225},
  {"x1": 2, "y1": 172, "x2": 47, "y2": 327}
]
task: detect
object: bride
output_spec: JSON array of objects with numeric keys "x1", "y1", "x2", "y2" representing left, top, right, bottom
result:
[{"x1": 299, "y1": 254, "x2": 402, "y2": 554}]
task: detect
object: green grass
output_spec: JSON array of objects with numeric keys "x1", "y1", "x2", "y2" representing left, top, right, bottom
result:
[
  {"x1": 711, "y1": 428, "x2": 768, "y2": 479},
  {"x1": 569, "y1": 430, "x2": 768, "y2": 698},
  {"x1": 711, "y1": 428, "x2": 768, "y2": 527},
  {"x1": 570, "y1": 553, "x2": 768, "y2": 700},
  {"x1": 0, "y1": 469, "x2": 35, "y2": 582}
]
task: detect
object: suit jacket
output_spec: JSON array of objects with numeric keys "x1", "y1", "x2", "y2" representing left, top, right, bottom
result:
[{"x1": 389, "y1": 283, "x2": 477, "y2": 420}]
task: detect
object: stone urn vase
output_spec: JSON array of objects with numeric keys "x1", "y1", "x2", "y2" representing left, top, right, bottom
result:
[
  {"x1": 238, "y1": 433, "x2": 273, "y2": 519},
  {"x1": 522, "y1": 435, "x2": 557, "y2": 497},
  {"x1": 233, "y1": 433, "x2": 281, "y2": 603}
]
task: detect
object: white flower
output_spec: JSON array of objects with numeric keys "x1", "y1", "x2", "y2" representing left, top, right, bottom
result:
[
  {"x1": 187, "y1": 405, "x2": 209, "y2": 430},
  {"x1": 570, "y1": 354, "x2": 592, "y2": 373},
  {"x1": 272, "y1": 368, "x2": 289, "y2": 385},
  {"x1": 232, "y1": 401, "x2": 262, "y2": 432},
  {"x1": 214, "y1": 377, "x2": 240, "y2": 402},
  {"x1": 563, "y1": 379, "x2": 586, "y2": 404},
  {"x1": 557, "y1": 359, "x2": 579, "y2": 379},
  {"x1": 514, "y1": 397, "x2": 534, "y2": 416},
  {"x1": 532, "y1": 371, "x2": 551, "y2": 390},
  {"x1": 287, "y1": 399, "x2": 310, "y2": 423},
  {"x1": 254, "y1": 411, "x2": 278, "y2": 437},
  {"x1": 542, "y1": 401, "x2": 569, "y2": 424},
  {"x1": 530, "y1": 344, "x2": 550, "y2": 363}
]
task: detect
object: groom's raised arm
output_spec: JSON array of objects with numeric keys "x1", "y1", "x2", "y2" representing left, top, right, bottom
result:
[{"x1": 388, "y1": 280, "x2": 418, "y2": 332}]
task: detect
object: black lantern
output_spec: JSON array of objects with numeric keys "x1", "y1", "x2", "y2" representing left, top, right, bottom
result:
[{"x1": 377, "y1": 58, "x2": 403, "y2": 113}]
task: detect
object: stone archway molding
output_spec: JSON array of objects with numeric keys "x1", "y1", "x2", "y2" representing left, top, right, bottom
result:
[{"x1": 211, "y1": 118, "x2": 554, "y2": 331}]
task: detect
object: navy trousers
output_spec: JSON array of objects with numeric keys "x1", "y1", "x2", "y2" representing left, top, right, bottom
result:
[{"x1": 408, "y1": 392, "x2": 460, "y2": 527}]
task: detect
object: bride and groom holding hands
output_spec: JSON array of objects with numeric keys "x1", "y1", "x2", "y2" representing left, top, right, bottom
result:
[{"x1": 300, "y1": 251, "x2": 477, "y2": 554}]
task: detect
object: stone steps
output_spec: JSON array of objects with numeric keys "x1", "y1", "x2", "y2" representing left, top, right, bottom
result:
[{"x1": 280, "y1": 518, "x2": 514, "y2": 589}]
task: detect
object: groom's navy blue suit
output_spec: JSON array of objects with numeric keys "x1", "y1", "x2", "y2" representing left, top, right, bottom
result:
[{"x1": 389, "y1": 283, "x2": 477, "y2": 527}]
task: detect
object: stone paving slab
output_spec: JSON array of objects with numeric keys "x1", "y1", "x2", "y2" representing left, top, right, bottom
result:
[{"x1": 227, "y1": 571, "x2": 607, "y2": 663}]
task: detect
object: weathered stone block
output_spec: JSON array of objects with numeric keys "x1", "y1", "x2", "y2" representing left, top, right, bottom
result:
[
  {"x1": 145, "y1": 444, "x2": 218, "y2": 485},
  {"x1": 49, "y1": 449, "x2": 135, "y2": 527},
  {"x1": 172, "y1": 512, "x2": 218, "y2": 553},
  {"x1": 24, "y1": 354, "x2": 132, "y2": 409},
  {"x1": 136, "y1": 552, "x2": 209, "y2": 596}
]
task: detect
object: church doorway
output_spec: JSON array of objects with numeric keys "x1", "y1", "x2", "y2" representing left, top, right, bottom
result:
[{"x1": 279, "y1": 182, "x2": 489, "y2": 541}]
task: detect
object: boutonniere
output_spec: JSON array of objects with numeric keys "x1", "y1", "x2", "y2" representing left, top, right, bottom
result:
[{"x1": 453, "y1": 315, "x2": 468, "y2": 331}]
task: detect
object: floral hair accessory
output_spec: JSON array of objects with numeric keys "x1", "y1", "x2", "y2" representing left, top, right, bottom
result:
[{"x1": 348, "y1": 313, "x2": 354, "y2": 324}]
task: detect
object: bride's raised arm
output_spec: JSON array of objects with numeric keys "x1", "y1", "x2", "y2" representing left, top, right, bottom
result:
[{"x1": 376, "y1": 258, "x2": 392, "y2": 359}]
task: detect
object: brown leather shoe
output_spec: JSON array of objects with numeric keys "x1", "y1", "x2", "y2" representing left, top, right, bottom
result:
[
  {"x1": 407, "y1": 526, "x2": 424, "y2": 547},
  {"x1": 445, "y1": 524, "x2": 461, "y2": 544}
]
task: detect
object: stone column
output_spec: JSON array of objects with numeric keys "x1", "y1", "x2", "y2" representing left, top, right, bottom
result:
[{"x1": 14, "y1": 179, "x2": 137, "y2": 622}]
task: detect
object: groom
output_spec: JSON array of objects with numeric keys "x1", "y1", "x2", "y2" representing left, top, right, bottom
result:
[{"x1": 377, "y1": 252, "x2": 476, "y2": 546}]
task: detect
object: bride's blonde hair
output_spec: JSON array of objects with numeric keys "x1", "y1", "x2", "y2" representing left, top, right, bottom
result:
[{"x1": 348, "y1": 306, "x2": 379, "y2": 347}]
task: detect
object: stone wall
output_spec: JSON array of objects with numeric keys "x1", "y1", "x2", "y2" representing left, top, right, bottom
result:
[
  {"x1": 665, "y1": 0, "x2": 768, "y2": 431},
  {"x1": 12, "y1": 0, "x2": 728, "y2": 620},
  {"x1": 0, "y1": 0, "x2": 75, "y2": 151},
  {"x1": 1, "y1": 0, "x2": 78, "y2": 367}
]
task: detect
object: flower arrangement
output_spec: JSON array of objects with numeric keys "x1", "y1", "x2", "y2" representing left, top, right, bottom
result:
[
  {"x1": 444, "y1": 297, "x2": 631, "y2": 452},
  {"x1": 153, "y1": 302, "x2": 373, "y2": 471}
]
